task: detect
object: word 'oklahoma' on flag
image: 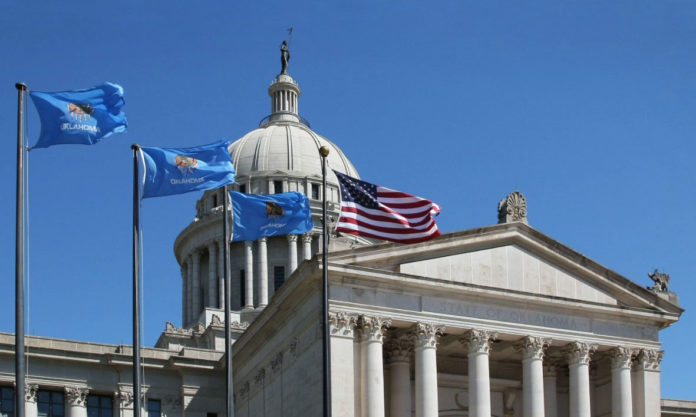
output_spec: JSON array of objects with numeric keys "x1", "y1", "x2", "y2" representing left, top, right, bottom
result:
[
  {"x1": 334, "y1": 171, "x2": 441, "y2": 244},
  {"x1": 29, "y1": 82, "x2": 127, "y2": 149},
  {"x1": 139, "y1": 139, "x2": 235, "y2": 199}
]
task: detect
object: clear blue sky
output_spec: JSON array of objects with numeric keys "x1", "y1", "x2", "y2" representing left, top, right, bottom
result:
[{"x1": 1, "y1": 0, "x2": 694, "y2": 400}]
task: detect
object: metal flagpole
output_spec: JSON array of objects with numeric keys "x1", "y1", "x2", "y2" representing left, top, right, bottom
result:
[
  {"x1": 223, "y1": 185, "x2": 234, "y2": 417},
  {"x1": 15, "y1": 82, "x2": 27, "y2": 417},
  {"x1": 319, "y1": 146, "x2": 331, "y2": 417},
  {"x1": 131, "y1": 144, "x2": 142, "y2": 417}
]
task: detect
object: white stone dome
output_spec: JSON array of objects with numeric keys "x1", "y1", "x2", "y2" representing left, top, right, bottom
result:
[{"x1": 230, "y1": 122, "x2": 360, "y2": 183}]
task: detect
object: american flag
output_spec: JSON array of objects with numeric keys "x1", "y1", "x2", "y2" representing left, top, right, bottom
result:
[{"x1": 334, "y1": 171, "x2": 441, "y2": 244}]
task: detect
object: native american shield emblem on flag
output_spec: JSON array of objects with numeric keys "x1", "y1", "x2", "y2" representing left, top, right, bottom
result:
[{"x1": 175, "y1": 155, "x2": 198, "y2": 175}]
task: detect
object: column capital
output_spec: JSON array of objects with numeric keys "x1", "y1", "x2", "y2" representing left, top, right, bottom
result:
[
  {"x1": 634, "y1": 348, "x2": 663, "y2": 371},
  {"x1": 329, "y1": 311, "x2": 358, "y2": 338},
  {"x1": 287, "y1": 234, "x2": 298, "y2": 243},
  {"x1": 254, "y1": 368, "x2": 266, "y2": 387},
  {"x1": 460, "y1": 329, "x2": 497, "y2": 354},
  {"x1": 117, "y1": 389, "x2": 134, "y2": 407},
  {"x1": 65, "y1": 387, "x2": 89, "y2": 407},
  {"x1": 238, "y1": 381, "x2": 250, "y2": 400},
  {"x1": 357, "y1": 315, "x2": 391, "y2": 343},
  {"x1": 25, "y1": 383, "x2": 39, "y2": 403},
  {"x1": 513, "y1": 335, "x2": 550, "y2": 360},
  {"x1": 270, "y1": 352, "x2": 284, "y2": 374},
  {"x1": 207, "y1": 241, "x2": 216, "y2": 250},
  {"x1": 302, "y1": 233, "x2": 313, "y2": 243},
  {"x1": 608, "y1": 346, "x2": 634, "y2": 370},
  {"x1": 411, "y1": 322, "x2": 445, "y2": 349},
  {"x1": 385, "y1": 333, "x2": 412, "y2": 363},
  {"x1": 563, "y1": 341, "x2": 597, "y2": 366}
]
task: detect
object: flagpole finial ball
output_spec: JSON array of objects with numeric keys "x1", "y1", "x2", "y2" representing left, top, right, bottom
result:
[
  {"x1": 15, "y1": 82, "x2": 27, "y2": 91},
  {"x1": 319, "y1": 146, "x2": 330, "y2": 158}
]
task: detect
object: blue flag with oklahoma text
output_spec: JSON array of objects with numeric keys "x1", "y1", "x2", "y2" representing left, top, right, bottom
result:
[
  {"x1": 230, "y1": 191, "x2": 313, "y2": 241},
  {"x1": 140, "y1": 139, "x2": 235, "y2": 199},
  {"x1": 29, "y1": 82, "x2": 127, "y2": 149}
]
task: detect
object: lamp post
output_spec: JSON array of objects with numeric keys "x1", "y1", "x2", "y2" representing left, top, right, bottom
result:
[{"x1": 319, "y1": 145, "x2": 332, "y2": 417}]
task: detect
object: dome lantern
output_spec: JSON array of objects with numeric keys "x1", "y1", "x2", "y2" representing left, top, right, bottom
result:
[{"x1": 265, "y1": 74, "x2": 301, "y2": 125}]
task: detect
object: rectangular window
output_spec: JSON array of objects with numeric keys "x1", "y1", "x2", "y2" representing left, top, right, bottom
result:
[
  {"x1": 1, "y1": 387, "x2": 14, "y2": 417},
  {"x1": 240, "y1": 269, "x2": 246, "y2": 307},
  {"x1": 274, "y1": 266, "x2": 285, "y2": 292},
  {"x1": 38, "y1": 390, "x2": 64, "y2": 417},
  {"x1": 273, "y1": 180, "x2": 283, "y2": 194},
  {"x1": 239, "y1": 184, "x2": 246, "y2": 194},
  {"x1": 212, "y1": 194, "x2": 218, "y2": 207},
  {"x1": 147, "y1": 400, "x2": 161, "y2": 417},
  {"x1": 311, "y1": 184, "x2": 319, "y2": 200},
  {"x1": 87, "y1": 395, "x2": 112, "y2": 417}
]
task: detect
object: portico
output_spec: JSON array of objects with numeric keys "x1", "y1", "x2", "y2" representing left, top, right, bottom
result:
[{"x1": 232, "y1": 219, "x2": 681, "y2": 417}]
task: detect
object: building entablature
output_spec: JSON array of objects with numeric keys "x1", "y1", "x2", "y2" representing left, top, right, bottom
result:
[{"x1": 0, "y1": 332, "x2": 223, "y2": 372}]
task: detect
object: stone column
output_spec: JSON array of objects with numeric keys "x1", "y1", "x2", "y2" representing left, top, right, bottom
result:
[
  {"x1": 460, "y1": 329, "x2": 497, "y2": 417},
  {"x1": 180, "y1": 262, "x2": 188, "y2": 326},
  {"x1": 330, "y1": 312, "x2": 358, "y2": 417},
  {"x1": 385, "y1": 333, "x2": 412, "y2": 417},
  {"x1": 287, "y1": 234, "x2": 298, "y2": 277},
  {"x1": 191, "y1": 250, "x2": 201, "y2": 323},
  {"x1": 65, "y1": 387, "x2": 89, "y2": 417},
  {"x1": 632, "y1": 349, "x2": 662, "y2": 417},
  {"x1": 208, "y1": 242, "x2": 218, "y2": 308},
  {"x1": 543, "y1": 364, "x2": 558, "y2": 417},
  {"x1": 218, "y1": 240, "x2": 225, "y2": 309},
  {"x1": 186, "y1": 256, "x2": 193, "y2": 325},
  {"x1": 257, "y1": 237, "x2": 268, "y2": 307},
  {"x1": 358, "y1": 315, "x2": 392, "y2": 417},
  {"x1": 514, "y1": 336, "x2": 549, "y2": 417},
  {"x1": 302, "y1": 233, "x2": 313, "y2": 261},
  {"x1": 413, "y1": 323, "x2": 445, "y2": 417},
  {"x1": 25, "y1": 384, "x2": 38, "y2": 417},
  {"x1": 609, "y1": 347, "x2": 633, "y2": 417},
  {"x1": 564, "y1": 342, "x2": 596, "y2": 417},
  {"x1": 244, "y1": 241, "x2": 254, "y2": 309}
]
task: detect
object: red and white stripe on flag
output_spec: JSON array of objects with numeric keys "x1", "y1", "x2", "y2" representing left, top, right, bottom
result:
[{"x1": 336, "y1": 184, "x2": 441, "y2": 244}]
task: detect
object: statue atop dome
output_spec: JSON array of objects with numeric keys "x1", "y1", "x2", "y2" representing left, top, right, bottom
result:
[{"x1": 280, "y1": 40, "x2": 290, "y2": 74}]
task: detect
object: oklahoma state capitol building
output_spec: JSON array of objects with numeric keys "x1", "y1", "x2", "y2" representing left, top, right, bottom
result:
[{"x1": 1, "y1": 54, "x2": 694, "y2": 417}]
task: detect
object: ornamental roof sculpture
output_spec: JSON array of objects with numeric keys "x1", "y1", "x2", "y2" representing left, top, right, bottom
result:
[
  {"x1": 648, "y1": 269, "x2": 679, "y2": 305},
  {"x1": 497, "y1": 191, "x2": 528, "y2": 224}
]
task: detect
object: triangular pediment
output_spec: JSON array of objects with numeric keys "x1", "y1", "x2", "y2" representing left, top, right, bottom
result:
[
  {"x1": 399, "y1": 244, "x2": 617, "y2": 305},
  {"x1": 329, "y1": 222, "x2": 682, "y2": 316}
]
